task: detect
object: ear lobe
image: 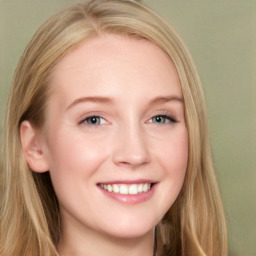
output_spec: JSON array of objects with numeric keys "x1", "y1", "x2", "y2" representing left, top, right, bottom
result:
[{"x1": 20, "y1": 120, "x2": 49, "y2": 173}]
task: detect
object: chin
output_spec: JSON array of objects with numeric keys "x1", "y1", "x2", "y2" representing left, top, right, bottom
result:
[{"x1": 98, "y1": 216, "x2": 157, "y2": 239}]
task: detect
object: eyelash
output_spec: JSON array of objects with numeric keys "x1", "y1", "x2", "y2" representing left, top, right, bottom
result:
[
  {"x1": 80, "y1": 116, "x2": 107, "y2": 127},
  {"x1": 79, "y1": 113, "x2": 177, "y2": 127},
  {"x1": 149, "y1": 114, "x2": 177, "y2": 124}
]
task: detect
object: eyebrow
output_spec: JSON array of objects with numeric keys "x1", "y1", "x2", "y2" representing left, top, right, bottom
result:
[
  {"x1": 66, "y1": 96, "x2": 114, "y2": 111},
  {"x1": 66, "y1": 95, "x2": 183, "y2": 111},
  {"x1": 148, "y1": 95, "x2": 183, "y2": 105}
]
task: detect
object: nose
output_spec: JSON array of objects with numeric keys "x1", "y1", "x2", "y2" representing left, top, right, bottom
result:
[{"x1": 112, "y1": 124, "x2": 150, "y2": 168}]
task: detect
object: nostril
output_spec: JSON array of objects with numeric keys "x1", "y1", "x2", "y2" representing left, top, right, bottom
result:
[{"x1": 113, "y1": 151, "x2": 150, "y2": 166}]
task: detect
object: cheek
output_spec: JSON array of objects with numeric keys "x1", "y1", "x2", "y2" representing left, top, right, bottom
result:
[
  {"x1": 168, "y1": 131, "x2": 188, "y2": 183},
  {"x1": 45, "y1": 128, "x2": 108, "y2": 192},
  {"x1": 156, "y1": 128, "x2": 188, "y2": 175},
  {"x1": 45, "y1": 133, "x2": 110, "y2": 220},
  {"x1": 170, "y1": 134, "x2": 188, "y2": 173},
  {"x1": 154, "y1": 129, "x2": 188, "y2": 208}
]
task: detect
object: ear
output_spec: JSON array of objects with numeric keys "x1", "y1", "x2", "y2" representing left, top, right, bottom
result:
[{"x1": 20, "y1": 120, "x2": 49, "y2": 173}]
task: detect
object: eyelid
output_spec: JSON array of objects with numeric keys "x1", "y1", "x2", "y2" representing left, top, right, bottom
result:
[
  {"x1": 148, "y1": 115, "x2": 177, "y2": 124},
  {"x1": 147, "y1": 111, "x2": 177, "y2": 123},
  {"x1": 79, "y1": 113, "x2": 110, "y2": 126},
  {"x1": 78, "y1": 111, "x2": 177, "y2": 126}
]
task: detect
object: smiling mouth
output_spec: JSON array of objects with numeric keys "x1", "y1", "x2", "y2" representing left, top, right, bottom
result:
[{"x1": 98, "y1": 183, "x2": 154, "y2": 195}]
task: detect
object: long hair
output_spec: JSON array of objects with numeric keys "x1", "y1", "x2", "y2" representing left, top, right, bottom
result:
[{"x1": 0, "y1": 1, "x2": 228, "y2": 255}]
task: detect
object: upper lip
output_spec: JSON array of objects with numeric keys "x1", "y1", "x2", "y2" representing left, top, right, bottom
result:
[{"x1": 97, "y1": 179, "x2": 156, "y2": 185}]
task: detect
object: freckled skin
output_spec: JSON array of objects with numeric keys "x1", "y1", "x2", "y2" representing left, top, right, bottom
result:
[{"x1": 41, "y1": 35, "x2": 188, "y2": 254}]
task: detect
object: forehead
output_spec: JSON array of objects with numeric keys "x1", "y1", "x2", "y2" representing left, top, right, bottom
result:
[{"x1": 49, "y1": 34, "x2": 182, "y2": 105}]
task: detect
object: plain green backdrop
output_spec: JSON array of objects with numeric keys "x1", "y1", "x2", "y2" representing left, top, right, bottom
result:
[{"x1": 0, "y1": 1, "x2": 255, "y2": 255}]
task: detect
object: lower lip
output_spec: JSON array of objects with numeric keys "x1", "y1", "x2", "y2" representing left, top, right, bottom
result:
[{"x1": 98, "y1": 184, "x2": 157, "y2": 205}]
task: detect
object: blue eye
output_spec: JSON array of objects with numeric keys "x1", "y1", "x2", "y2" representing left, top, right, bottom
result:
[
  {"x1": 82, "y1": 116, "x2": 106, "y2": 125},
  {"x1": 151, "y1": 115, "x2": 176, "y2": 124}
]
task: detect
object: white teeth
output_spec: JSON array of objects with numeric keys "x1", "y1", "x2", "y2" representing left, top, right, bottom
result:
[
  {"x1": 100, "y1": 183, "x2": 152, "y2": 195},
  {"x1": 143, "y1": 183, "x2": 149, "y2": 192},
  {"x1": 107, "y1": 184, "x2": 112, "y2": 192},
  {"x1": 113, "y1": 184, "x2": 119, "y2": 193},
  {"x1": 120, "y1": 185, "x2": 128, "y2": 194},
  {"x1": 129, "y1": 184, "x2": 138, "y2": 195}
]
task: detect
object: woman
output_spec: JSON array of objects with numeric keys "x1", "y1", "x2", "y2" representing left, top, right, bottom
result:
[{"x1": 0, "y1": 0, "x2": 228, "y2": 255}]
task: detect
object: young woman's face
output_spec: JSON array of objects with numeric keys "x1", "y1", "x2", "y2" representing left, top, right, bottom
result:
[{"x1": 42, "y1": 34, "x2": 188, "y2": 239}]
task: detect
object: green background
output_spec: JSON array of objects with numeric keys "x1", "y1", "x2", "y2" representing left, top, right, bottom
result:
[{"x1": 0, "y1": 1, "x2": 255, "y2": 255}]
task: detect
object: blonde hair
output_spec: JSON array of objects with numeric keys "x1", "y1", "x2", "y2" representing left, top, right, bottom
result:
[{"x1": 0, "y1": 0, "x2": 228, "y2": 255}]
